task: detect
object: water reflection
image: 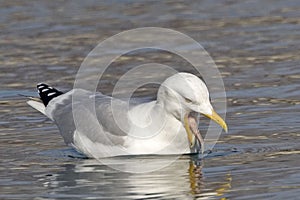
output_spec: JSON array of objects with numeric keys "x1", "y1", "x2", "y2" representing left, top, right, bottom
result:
[{"x1": 36, "y1": 156, "x2": 232, "y2": 199}]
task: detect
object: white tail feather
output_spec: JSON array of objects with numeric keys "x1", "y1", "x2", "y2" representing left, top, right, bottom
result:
[{"x1": 27, "y1": 100, "x2": 46, "y2": 116}]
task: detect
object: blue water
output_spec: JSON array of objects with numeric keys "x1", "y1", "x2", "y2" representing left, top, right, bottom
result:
[{"x1": 0, "y1": 1, "x2": 300, "y2": 199}]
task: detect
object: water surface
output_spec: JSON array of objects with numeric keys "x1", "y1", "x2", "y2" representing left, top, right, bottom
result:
[{"x1": 1, "y1": 1, "x2": 300, "y2": 199}]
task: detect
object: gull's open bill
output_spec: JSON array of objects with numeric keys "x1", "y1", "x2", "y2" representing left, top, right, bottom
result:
[{"x1": 184, "y1": 110, "x2": 227, "y2": 154}]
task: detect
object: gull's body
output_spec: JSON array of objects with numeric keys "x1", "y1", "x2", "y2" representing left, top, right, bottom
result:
[{"x1": 28, "y1": 73, "x2": 227, "y2": 158}]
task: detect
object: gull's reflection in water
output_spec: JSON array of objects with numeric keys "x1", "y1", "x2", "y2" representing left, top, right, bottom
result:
[
  {"x1": 38, "y1": 155, "x2": 231, "y2": 199},
  {"x1": 188, "y1": 160, "x2": 205, "y2": 195}
]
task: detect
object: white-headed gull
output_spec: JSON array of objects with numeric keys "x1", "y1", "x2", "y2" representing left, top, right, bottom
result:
[{"x1": 27, "y1": 73, "x2": 227, "y2": 158}]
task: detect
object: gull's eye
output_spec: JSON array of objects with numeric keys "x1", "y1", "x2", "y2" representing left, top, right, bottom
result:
[{"x1": 184, "y1": 98, "x2": 192, "y2": 103}]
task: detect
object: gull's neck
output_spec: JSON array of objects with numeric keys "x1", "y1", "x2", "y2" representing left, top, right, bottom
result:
[
  {"x1": 126, "y1": 99, "x2": 190, "y2": 155},
  {"x1": 129, "y1": 100, "x2": 166, "y2": 129}
]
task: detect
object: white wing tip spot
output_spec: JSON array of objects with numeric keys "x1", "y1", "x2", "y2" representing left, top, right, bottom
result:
[
  {"x1": 48, "y1": 92, "x2": 56, "y2": 96},
  {"x1": 37, "y1": 85, "x2": 45, "y2": 89}
]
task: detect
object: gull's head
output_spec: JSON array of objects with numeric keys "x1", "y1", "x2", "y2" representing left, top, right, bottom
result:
[{"x1": 157, "y1": 72, "x2": 227, "y2": 152}]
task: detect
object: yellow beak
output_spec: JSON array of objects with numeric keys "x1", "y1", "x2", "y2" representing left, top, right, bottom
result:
[{"x1": 203, "y1": 110, "x2": 228, "y2": 133}]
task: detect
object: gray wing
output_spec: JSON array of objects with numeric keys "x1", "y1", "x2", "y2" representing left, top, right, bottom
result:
[{"x1": 46, "y1": 89, "x2": 130, "y2": 146}]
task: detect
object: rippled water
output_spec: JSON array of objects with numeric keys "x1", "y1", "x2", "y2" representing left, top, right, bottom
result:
[{"x1": 1, "y1": 1, "x2": 300, "y2": 199}]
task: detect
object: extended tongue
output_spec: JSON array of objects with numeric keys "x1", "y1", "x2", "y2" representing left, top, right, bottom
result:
[{"x1": 184, "y1": 113, "x2": 205, "y2": 154}]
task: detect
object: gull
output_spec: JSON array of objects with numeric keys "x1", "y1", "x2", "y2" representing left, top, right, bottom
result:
[{"x1": 27, "y1": 73, "x2": 227, "y2": 158}]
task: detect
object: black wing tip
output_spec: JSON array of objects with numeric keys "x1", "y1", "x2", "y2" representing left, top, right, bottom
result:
[{"x1": 37, "y1": 83, "x2": 63, "y2": 106}]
